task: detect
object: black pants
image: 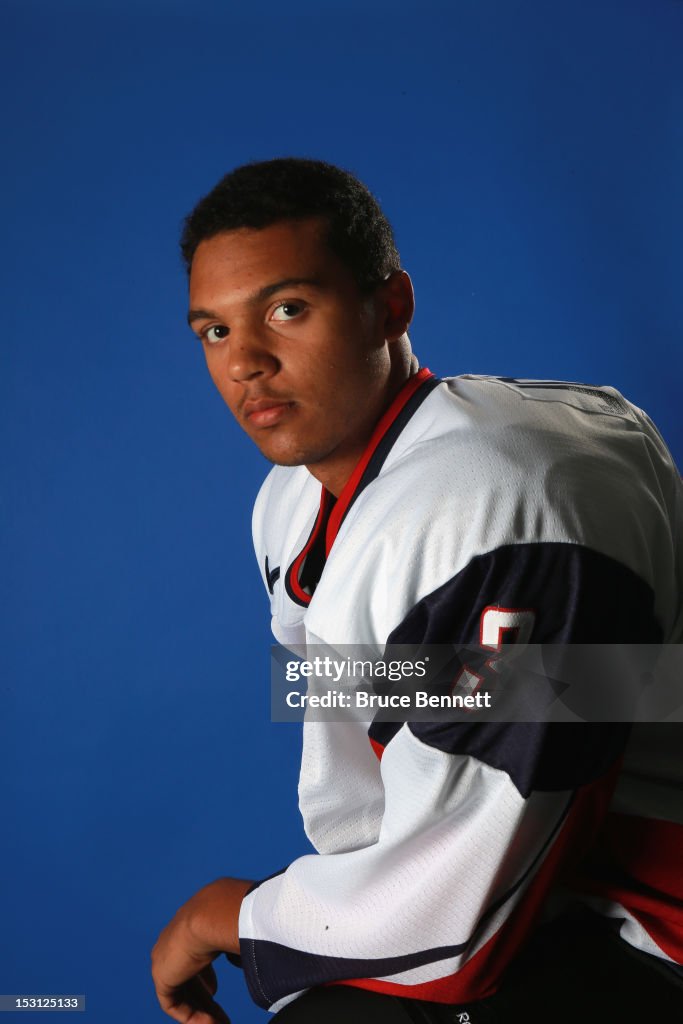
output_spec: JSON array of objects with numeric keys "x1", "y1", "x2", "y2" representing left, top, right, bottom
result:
[{"x1": 271, "y1": 912, "x2": 683, "y2": 1023}]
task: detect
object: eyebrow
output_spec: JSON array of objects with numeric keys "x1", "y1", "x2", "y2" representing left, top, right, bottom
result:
[{"x1": 187, "y1": 276, "x2": 324, "y2": 326}]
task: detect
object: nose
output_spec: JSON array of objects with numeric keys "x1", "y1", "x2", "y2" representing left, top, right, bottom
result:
[{"x1": 226, "y1": 328, "x2": 279, "y2": 383}]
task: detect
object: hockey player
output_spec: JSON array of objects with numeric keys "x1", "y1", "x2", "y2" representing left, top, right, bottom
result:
[{"x1": 151, "y1": 159, "x2": 683, "y2": 1023}]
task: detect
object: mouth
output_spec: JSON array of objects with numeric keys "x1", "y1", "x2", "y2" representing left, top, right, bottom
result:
[{"x1": 243, "y1": 398, "x2": 295, "y2": 428}]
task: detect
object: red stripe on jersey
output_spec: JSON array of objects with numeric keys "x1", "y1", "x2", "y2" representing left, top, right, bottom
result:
[
  {"x1": 601, "y1": 813, "x2": 683, "y2": 899},
  {"x1": 574, "y1": 812, "x2": 683, "y2": 963},
  {"x1": 369, "y1": 737, "x2": 385, "y2": 761},
  {"x1": 329, "y1": 763, "x2": 620, "y2": 1003},
  {"x1": 325, "y1": 368, "x2": 434, "y2": 556},
  {"x1": 287, "y1": 488, "x2": 334, "y2": 605}
]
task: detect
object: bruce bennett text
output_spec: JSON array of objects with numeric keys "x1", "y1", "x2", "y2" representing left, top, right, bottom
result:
[{"x1": 285, "y1": 690, "x2": 493, "y2": 709}]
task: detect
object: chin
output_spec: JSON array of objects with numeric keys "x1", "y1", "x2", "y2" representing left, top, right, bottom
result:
[
  {"x1": 266, "y1": 453, "x2": 310, "y2": 468},
  {"x1": 257, "y1": 437, "x2": 333, "y2": 469}
]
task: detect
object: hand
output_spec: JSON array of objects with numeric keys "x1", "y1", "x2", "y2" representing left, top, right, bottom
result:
[{"x1": 151, "y1": 877, "x2": 254, "y2": 1023}]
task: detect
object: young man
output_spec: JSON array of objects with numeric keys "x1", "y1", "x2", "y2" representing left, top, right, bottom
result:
[{"x1": 151, "y1": 159, "x2": 683, "y2": 1023}]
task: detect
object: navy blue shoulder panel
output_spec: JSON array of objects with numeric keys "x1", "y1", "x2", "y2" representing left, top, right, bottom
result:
[
  {"x1": 387, "y1": 542, "x2": 662, "y2": 647},
  {"x1": 369, "y1": 543, "x2": 661, "y2": 792}
]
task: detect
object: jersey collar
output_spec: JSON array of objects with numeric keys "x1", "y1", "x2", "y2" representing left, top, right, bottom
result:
[
  {"x1": 284, "y1": 369, "x2": 441, "y2": 607},
  {"x1": 325, "y1": 367, "x2": 440, "y2": 555}
]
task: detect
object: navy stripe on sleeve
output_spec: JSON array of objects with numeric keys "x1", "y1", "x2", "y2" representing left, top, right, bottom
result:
[
  {"x1": 407, "y1": 722, "x2": 629, "y2": 798},
  {"x1": 241, "y1": 937, "x2": 464, "y2": 1008}
]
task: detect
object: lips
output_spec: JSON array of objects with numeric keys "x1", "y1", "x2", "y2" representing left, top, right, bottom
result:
[{"x1": 243, "y1": 397, "x2": 294, "y2": 428}]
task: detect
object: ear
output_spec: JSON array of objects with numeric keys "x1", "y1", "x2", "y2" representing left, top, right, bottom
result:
[{"x1": 379, "y1": 270, "x2": 415, "y2": 342}]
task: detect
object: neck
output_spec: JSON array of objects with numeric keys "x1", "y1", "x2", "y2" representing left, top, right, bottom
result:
[{"x1": 308, "y1": 342, "x2": 420, "y2": 497}]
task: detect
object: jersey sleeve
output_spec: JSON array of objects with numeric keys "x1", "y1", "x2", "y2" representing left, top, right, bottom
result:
[{"x1": 237, "y1": 540, "x2": 663, "y2": 1012}]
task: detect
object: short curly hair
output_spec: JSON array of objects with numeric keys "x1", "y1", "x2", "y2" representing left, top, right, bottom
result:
[{"x1": 180, "y1": 157, "x2": 401, "y2": 291}]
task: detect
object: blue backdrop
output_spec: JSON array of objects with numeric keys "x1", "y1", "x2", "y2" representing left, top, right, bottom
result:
[{"x1": 2, "y1": 2, "x2": 681, "y2": 1022}]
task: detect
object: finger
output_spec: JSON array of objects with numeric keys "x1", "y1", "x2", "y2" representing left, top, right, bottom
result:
[
  {"x1": 197, "y1": 964, "x2": 219, "y2": 996},
  {"x1": 182, "y1": 978, "x2": 231, "y2": 1024},
  {"x1": 156, "y1": 977, "x2": 231, "y2": 1024}
]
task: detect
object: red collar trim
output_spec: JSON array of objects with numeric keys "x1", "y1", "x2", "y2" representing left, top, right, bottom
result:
[
  {"x1": 287, "y1": 488, "x2": 334, "y2": 606},
  {"x1": 325, "y1": 367, "x2": 434, "y2": 556}
]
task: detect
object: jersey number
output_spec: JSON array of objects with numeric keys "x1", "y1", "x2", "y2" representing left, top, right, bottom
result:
[{"x1": 453, "y1": 606, "x2": 535, "y2": 697}]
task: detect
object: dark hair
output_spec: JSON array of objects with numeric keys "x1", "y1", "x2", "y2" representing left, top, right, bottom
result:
[{"x1": 180, "y1": 157, "x2": 401, "y2": 290}]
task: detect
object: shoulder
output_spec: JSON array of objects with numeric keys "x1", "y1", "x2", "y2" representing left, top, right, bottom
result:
[
  {"x1": 308, "y1": 375, "x2": 679, "y2": 642},
  {"x1": 349, "y1": 374, "x2": 673, "y2": 554},
  {"x1": 251, "y1": 465, "x2": 318, "y2": 584},
  {"x1": 252, "y1": 463, "x2": 318, "y2": 535},
  {"x1": 409, "y1": 374, "x2": 662, "y2": 475},
  {"x1": 253, "y1": 464, "x2": 304, "y2": 526}
]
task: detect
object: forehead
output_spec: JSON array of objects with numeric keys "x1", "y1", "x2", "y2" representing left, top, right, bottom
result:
[{"x1": 189, "y1": 217, "x2": 348, "y2": 304}]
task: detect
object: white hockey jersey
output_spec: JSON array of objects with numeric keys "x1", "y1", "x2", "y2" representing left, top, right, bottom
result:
[{"x1": 240, "y1": 370, "x2": 683, "y2": 1012}]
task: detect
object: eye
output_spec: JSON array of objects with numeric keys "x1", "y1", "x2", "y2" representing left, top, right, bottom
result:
[
  {"x1": 202, "y1": 324, "x2": 229, "y2": 345},
  {"x1": 270, "y1": 301, "x2": 305, "y2": 322}
]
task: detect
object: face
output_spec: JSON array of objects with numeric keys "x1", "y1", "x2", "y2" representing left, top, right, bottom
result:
[{"x1": 188, "y1": 218, "x2": 412, "y2": 495}]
